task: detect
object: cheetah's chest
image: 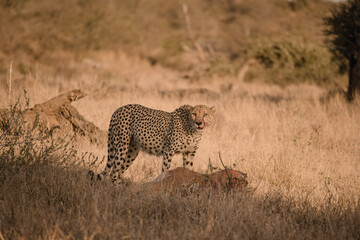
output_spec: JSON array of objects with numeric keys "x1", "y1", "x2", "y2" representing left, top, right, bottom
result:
[{"x1": 172, "y1": 134, "x2": 201, "y2": 153}]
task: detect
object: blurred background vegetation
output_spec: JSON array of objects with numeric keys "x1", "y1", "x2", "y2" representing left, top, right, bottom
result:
[{"x1": 0, "y1": 0, "x2": 346, "y2": 87}]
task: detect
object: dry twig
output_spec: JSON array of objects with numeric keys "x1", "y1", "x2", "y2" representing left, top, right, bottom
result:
[
  {"x1": 7, "y1": 61, "x2": 12, "y2": 109},
  {"x1": 252, "y1": 155, "x2": 274, "y2": 193}
]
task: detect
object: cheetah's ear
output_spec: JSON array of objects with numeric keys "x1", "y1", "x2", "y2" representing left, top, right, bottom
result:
[{"x1": 210, "y1": 106, "x2": 216, "y2": 113}]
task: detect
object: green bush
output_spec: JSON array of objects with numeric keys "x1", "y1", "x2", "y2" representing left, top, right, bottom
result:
[{"x1": 244, "y1": 38, "x2": 340, "y2": 85}]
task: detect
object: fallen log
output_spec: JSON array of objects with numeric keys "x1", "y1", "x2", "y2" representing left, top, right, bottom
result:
[{"x1": 0, "y1": 89, "x2": 106, "y2": 147}]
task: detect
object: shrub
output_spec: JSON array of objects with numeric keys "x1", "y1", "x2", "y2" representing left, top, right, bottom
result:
[
  {"x1": 0, "y1": 92, "x2": 77, "y2": 175},
  {"x1": 323, "y1": 0, "x2": 360, "y2": 100},
  {"x1": 243, "y1": 38, "x2": 340, "y2": 85}
]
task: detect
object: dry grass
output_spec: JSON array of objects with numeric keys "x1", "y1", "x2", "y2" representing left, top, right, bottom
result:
[
  {"x1": 0, "y1": 0, "x2": 359, "y2": 238},
  {"x1": 1, "y1": 51, "x2": 359, "y2": 239},
  {"x1": 1, "y1": 162, "x2": 359, "y2": 239}
]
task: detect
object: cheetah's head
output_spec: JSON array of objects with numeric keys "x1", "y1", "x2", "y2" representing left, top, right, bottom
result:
[{"x1": 189, "y1": 105, "x2": 216, "y2": 131}]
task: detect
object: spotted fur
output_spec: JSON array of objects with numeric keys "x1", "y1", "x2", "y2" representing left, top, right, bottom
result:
[{"x1": 94, "y1": 104, "x2": 216, "y2": 183}]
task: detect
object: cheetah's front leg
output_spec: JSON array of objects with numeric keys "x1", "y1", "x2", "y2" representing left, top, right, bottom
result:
[
  {"x1": 182, "y1": 151, "x2": 196, "y2": 169},
  {"x1": 162, "y1": 151, "x2": 175, "y2": 172}
]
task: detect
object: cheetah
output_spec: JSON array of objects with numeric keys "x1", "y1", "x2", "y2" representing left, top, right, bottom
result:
[{"x1": 93, "y1": 104, "x2": 216, "y2": 183}]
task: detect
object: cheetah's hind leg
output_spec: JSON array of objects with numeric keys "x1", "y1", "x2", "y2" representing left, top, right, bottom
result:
[{"x1": 111, "y1": 138, "x2": 140, "y2": 184}]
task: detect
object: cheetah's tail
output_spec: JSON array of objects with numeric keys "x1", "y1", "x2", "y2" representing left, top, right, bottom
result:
[
  {"x1": 88, "y1": 161, "x2": 114, "y2": 181},
  {"x1": 88, "y1": 170, "x2": 100, "y2": 181}
]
